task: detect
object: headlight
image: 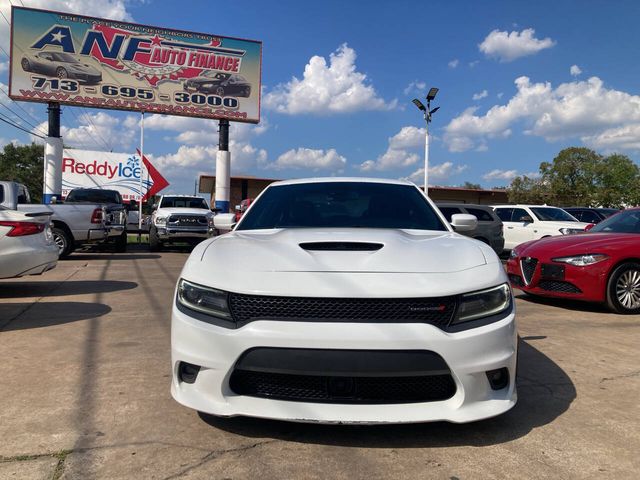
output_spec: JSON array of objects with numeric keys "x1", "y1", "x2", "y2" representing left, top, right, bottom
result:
[
  {"x1": 452, "y1": 283, "x2": 512, "y2": 325},
  {"x1": 177, "y1": 279, "x2": 232, "y2": 321},
  {"x1": 559, "y1": 227, "x2": 584, "y2": 235},
  {"x1": 155, "y1": 216, "x2": 167, "y2": 225},
  {"x1": 552, "y1": 254, "x2": 609, "y2": 266}
]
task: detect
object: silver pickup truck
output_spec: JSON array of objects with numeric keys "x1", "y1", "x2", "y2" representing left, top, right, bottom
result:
[{"x1": 0, "y1": 181, "x2": 127, "y2": 258}]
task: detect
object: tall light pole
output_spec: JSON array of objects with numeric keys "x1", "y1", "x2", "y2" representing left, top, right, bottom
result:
[{"x1": 412, "y1": 87, "x2": 440, "y2": 195}]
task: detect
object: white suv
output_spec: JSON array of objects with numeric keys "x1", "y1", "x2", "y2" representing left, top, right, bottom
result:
[{"x1": 492, "y1": 204, "x2": 589, "y2": 251}]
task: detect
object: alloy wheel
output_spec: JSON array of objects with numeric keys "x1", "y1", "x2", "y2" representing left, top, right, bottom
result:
[{"x1": 615, "y1": 269, "x2": 640, "y2": 310}]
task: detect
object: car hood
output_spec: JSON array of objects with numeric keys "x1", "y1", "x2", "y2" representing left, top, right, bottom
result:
[
  {"x1": 68, "y1": 63, "x2": 100, "y2": 74},
  {"x1": 536, "y1": 220, "x2": 590, "y2": 230},
  {"x1": 156, "y1": 208, "x2": 211, "y2": 216},
  {"x1": 201, "y1": 228, "x2": 488, "y2": 274},
  {"x1": 189, "y1": 77, "x2": 221, "y2": 84},
  {"x1": 516, "y1": 232, "x2": 638, "y2": 256}
]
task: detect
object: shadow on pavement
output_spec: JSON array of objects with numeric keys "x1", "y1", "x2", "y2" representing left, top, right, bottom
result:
[
  {"x1": 0, "y1": 280, "x2": 137, "y2": 298},
  {"x1": 515, "y1": 291, "x2": 610, "y2": 313},
  {"x1": 64, "y1": 253, "x2": 161, "y2": 261},
  {"x1": 200, "y1": 339, "x2": 576, "y2": 448},
  {"x1": 0, "y1": 301, "x2": 111, "y2": 331}
]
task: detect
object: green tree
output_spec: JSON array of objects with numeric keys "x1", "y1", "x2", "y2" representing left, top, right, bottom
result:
[
  {"x1": 508, "y1": 174, "x2": 549, "y2": 204},
  {"x1": 594, "y1": 154, "x2": 640, "y2": 208},
  {"x1": 539, "y1": 147, "x2": 600, "y2": 206},
  {"x1": 0, "y1": 143, "x2": 44, "y2": 203},
  {"x1": 461, "y1": 181, "x2": 482, "y2": 189}
]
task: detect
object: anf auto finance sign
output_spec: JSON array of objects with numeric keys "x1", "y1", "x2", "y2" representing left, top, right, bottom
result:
[
  {"x1": 9, "y1": 7, "x2": 262, "y2": 123},
  {"x1": 61, "y1": 149, "x2": 169, "y2": 202}
]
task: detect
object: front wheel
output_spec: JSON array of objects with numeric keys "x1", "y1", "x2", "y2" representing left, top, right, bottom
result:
[
  {"x1": 607, "y1": 262, "x2": 640, "y2": 314},
  {"x1": 215, "y1": 86, "x2": 225, "y2": 96},
  {"x1": 21, "y1": 58, "x2": 30, "y2": 71},
  {"x1": 149, "y1": 226, "x2": 162, "y2": 252},
  {"x1": 56, "y1": 67, "x2": 68, "y2": 79},
  {"x1": 114, "y1": 231, "x2": 127, "y2": 253}
]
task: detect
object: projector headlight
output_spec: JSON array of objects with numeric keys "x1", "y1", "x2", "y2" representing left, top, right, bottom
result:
[
  {"x1": 552, "y1": 254, "x2": 609, "y2": 266},
  {"x1": 452, "y1": 283, "x2": 512, "y2": 326},
  {"x1": 177, "y1": 279, "x2": 232, "y2": 322}
]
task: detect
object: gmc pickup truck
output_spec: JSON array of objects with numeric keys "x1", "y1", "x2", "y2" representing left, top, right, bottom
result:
[
  {"x1": 0, "y1": 181, "x2": 128, "y2": 258},
  {"x1": 149, "y1": 195, "x2": 215, "y2": 251}
]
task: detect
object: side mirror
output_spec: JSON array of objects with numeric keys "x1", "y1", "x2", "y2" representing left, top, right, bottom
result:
[
  {"x1": 585, "y1": 223, "x2": 595, "y2": 231},
  {"x1": 214, "y1": 213, "x2": 236, "y2": 231},
  {"x1": 451, "y1": 213, "x2": 477, "y2": 232},
  {"x1": 152, "y1": 203, "x2": 158, "y2": 210},
  {"x1": 521, "y1": 215, "x2": 534, "y2": 223},
  {"x1": 235, "y1": 204, "x2": 241, "y2": 211}
]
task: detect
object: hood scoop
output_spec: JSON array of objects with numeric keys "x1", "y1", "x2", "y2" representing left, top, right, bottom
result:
[{"x1": 299, "y1": 241, "x2": 383, "y2": 252}]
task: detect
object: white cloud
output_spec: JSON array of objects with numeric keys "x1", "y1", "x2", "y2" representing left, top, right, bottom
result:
[
  {"x1": 582, "y1": 124, "x2": 640, "y2": 151},
  {"x1": 570, "y1": 64, "x2": 582, "y2": 77},
  {"x1": 482, "y1": 169, "x2": 518, "y2": 181},
  {"x1": 472, "y1": 90, "x2": 488, "y2": 100},
  {"x1": 448, "y1": 59, "x2": 459, "y2": 69},
  {"x1": 479, "y1": 28, "x2": 555, "y2": 62},
  {"x1": 444, "y1": 75, "x2": 640, "y2": 152},
  {"x1": 404, "y1": 80, "x2": 427, "y2": 95},
  {"x1": 0, "y1": 1, "x2": 133, "y2": 55},
  {"x1": 402, "y1": 162, "x2": 468, "y2": 184},
  {"x1": 263, "y1": 44, "x2": 396, "y2": 114},
  {"x1": 497, "y1": 92, "x2": 504, "y2": 99},
  {"x1": 359, "y1": 126, "x2": 426, "y2": 172},
  {"x1": 271, "y1": 148, "x2": 346, "y2": 171},
  {"x1": 31, "y1": 111, "x2": 137, "y2": 151},
  {"x1": 468, "y1": 60, "x2": 480, "y2": 68}
]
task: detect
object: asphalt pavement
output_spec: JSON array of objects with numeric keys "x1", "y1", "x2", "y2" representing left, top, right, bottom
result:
[{"x1": 0, "y1": 247, "x2": 638, "y2": 479}]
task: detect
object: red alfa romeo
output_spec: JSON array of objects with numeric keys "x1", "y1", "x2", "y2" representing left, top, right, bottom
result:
[{"x1": 507, "y1": 208, "x2": 640, "y2": 313}]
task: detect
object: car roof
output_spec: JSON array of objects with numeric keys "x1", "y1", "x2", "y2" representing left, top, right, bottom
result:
[
  {"x1": 436, "y1": 203, "x2": 493, "y2": 209},
  {"x1": 269, "y1": 177, "x2": 415, "y2": 187},
  {"x1": 491, "y1": 204, "x2": 562, "y2": 208}
]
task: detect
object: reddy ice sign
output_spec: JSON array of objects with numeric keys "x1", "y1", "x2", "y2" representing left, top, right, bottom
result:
[
  {"x1": 61, "y1": 149, "x2": 169, "y2": 202},
  {"x1": 9, "y1": 7, "x2": 262, "y2": 123}
]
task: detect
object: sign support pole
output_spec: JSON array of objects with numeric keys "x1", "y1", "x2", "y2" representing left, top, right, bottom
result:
[
  {"x1": 215, "y1": 119, "x2": 231, "y2": 213},
  {"x1": 43, "y1": 102, "x2": 63, "y2": 204},
  {"x1": 139, "y1": 111, "x2": 144, "y2": 232}
]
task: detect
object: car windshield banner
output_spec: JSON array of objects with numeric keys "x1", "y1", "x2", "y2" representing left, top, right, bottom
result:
[
  {"x1": 9, "y1": 7, "x2": 262, "y2": 123},
  {"x1": 61, "y1": 149, "x2": 169, "y2": 202}
]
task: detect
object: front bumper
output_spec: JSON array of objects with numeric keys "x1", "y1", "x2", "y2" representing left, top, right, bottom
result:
[
  {"x1": 507, "y1": 256, "x2": 610, "y2": 302},
  {"x1": 157, "y1": 226, "x2": 214, "y2": 240},
  {"x1": 171, "y1": 305, "x2": 517, "y2": 424}
]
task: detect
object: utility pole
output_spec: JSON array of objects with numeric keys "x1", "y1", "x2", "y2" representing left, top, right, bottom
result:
[
  {"x1": 43, "y1": 102, "x2": 62, "y2": 204},
  {"x1": 412, "y1": 88, "x2": 440, "y2": 195},
  {"x1": 214, "y1": 119, "x2": 230, "y2": 212}
]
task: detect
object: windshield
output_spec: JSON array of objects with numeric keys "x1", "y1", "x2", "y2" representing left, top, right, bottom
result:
[
  {"x1": 160, "y1": 196, "x2": 208, "y2": 209},
  {"x1": 66, "y1": 189, "x2": 121, "y2": 203},
  {"x1": 202, "y1": 71, "x2": 229, "y2": 80},
  {"x1": 236, "y1": 182, "x2": 447, "y2": 231},
  {"x1": 50, "y1": 52, "x2": 78, "y2": 63},
  {"x1": 530, "y1": 207, "x2": 579, "y2": 222},
  {"x1": 591, "y1": 210, "x2": 640, "y2": 234}
]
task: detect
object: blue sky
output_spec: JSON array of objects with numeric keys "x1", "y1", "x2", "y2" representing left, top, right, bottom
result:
[{"x1": 2, "y1": 0, "x2": 640, "y2": 195}]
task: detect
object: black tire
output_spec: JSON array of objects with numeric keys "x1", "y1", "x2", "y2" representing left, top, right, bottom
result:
[
  {"x1": 21, "y1": 58, "x2": 30, "y2": 71},
  {"x1": 56, "y1": 67, "x2": 68, "y2": 79},
  {"x1": 215, "y1": 86, "x2": 225, "y2": 96},
  {"x1": 52, "y1": 227, "x2": 74, "y2": 258},
  {"x1": 114, "y1": 231, "x2": 127, "y2": 253},
  {"x1": 243, "y1": 87, "x2": 251, "y2": 97},
  {"x1": 606, "y1": 262, "x2": 640, "y2": 314},
  {"x1": 149, "y1": 226, "x2": 162, "y2": 252}
]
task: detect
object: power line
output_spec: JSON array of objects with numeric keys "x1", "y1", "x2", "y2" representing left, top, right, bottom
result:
[
  {"x1": 79, "y1": 107, "x2": 113, "y2": 151},
  {"x1": 0, "y1": 111, "x2": 45, "y2": 139},
  {"x1": 0, "y1": 86, "x2": 48, "y2": 136},
  {"x1": 0, "y1": 99, "x2": 46, "y2": 135}
]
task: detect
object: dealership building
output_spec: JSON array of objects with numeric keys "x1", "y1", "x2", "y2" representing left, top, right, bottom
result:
[{"x1": 199, "y1": 175, "x2": 509, "y2": 210}]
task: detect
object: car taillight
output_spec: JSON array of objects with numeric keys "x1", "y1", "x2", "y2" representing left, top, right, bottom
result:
[
  {"x1": 0, "y1": 221, "x2": 45, "y2": 236},
  {"x1": 91, "y1": 208, "x2": 104, "y2": 224}
]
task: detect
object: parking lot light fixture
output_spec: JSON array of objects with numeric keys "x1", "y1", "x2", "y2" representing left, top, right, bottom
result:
[{"x1": 412, "y1": 87, "x2": 440, "y2": 194}]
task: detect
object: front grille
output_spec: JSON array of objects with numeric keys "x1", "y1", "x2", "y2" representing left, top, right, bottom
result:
[
  {"x1": 509, "y1": 274, "x2": 524, "y2": 287},
  {"x1": 229, "y1": 370, "x2": 457, "y2": 404},
  {"x1": 520, "y1": 257, "x2": 538, "y2": 285},
  {"x1": 538, "y1": 280, "x2": 582, "y2": 294},
  {"x1": 168, "y1": 215, "x2": 208, "y2": 227},
  {"x1": 228, "y1": 293, "x2": 457, "y2": 327}
]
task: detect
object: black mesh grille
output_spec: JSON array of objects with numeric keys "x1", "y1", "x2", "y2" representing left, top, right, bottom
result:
[
  {"x1": 509, "y1": 274, "x2": 524, "y2": 287},
  {"x1": 228, "y1": 293, "x2": 457, "y2": 326},
  {"x1": 520, "y1": 258, "x2": 538, "y2": 285},
  {"x1": 168, "y1": 215, "x2": 208, "y2": 227},
  {"x1": 538, "y1": 280, "x2": 582, "y2": 294},
  {"x1": 229, "y1": 370, "x2": 457, "y2": 404}
]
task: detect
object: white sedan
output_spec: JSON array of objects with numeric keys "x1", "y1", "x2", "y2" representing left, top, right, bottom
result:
[
  {"x1": 0, "y1": 208, "x2": 58, "y2": 279},
  {"x1": 171, "y1": 178, "x2": 517, "y2": 424}
]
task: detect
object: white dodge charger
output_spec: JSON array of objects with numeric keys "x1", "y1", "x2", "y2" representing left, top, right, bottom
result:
[{"x1": 171, "y1": 178, "x2": 517, "y2": 424}]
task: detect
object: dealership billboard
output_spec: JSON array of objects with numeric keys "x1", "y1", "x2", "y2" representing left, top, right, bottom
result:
[
  {"x1": 9, "y1": 7, "x2": 262, "y2": 123},
  {"x1": 61, "y1": 149, "x2": 169, "y2": 202}
]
